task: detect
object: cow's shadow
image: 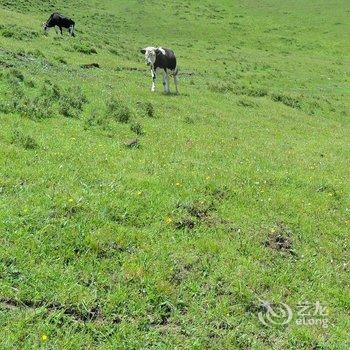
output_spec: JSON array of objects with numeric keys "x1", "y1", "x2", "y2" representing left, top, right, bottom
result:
[
  {"x1": 162, "y1": 92, "x2": 179, "y2": 97},
  {"x1": 161, "y1": 92, "x2": 188, "y2": 97}
]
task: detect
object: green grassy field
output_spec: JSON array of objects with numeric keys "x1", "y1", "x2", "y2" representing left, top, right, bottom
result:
[{"x1": 0, "y1": 0, "x2": 349, "y2": 348}]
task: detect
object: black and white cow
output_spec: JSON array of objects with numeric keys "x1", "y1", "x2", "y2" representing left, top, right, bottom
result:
[
  {"x1": 140, "y1": 47, "x2": 179, "y2": 94},
  {"x1": 43, "y1": 13, "x2": 76, "y2": 37}
]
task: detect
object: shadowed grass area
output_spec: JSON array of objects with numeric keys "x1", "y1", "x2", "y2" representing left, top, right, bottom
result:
[{"x1": 0, "y1": 0, "x2": 349, "y2": 348}]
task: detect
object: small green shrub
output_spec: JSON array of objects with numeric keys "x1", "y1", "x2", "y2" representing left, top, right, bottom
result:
[
  {"x1": 0, "y1": 25, "x2": 39, "y2": 41},
  {"x1": 271, "y1": 93, "x2": 301, "y2": 109},
  {"x1": 59, "y1": 101, "x2": 77, "y2": 118},
  {"x1": 130, "y1": 121, "x2": 144, "y2": 135},
  {"x1": 73, "y1": 43, "x2": 97, "y2": 55},
  {"x1": 1, "y1": 29, "x2": 14, "y2": 38},
  {"x1": 1, "y1": 75, "x2": 87, "y2": 120},
  {"x1": 84, "y1": 110, "x2": 111, "y2": 130},
  {"x1": 208, "y1": 82, "x2": 234, "y2": 93},
  {"x1": 235, "y1": 84, "x2": 268, "y2": 97},
  {"x1": 107, "y1": 98, "x2": 132, "y2": 123},
  {"x1": 55, "y1": 56, "x2": 67, "y2": 64},
  {"x1": 11, "y1": 130, "x2": 38, "y2": 150},
  {"x1": 59, "y1": 86, "x2": 87, "y2": 118},
  {"x1": 44, "y1": 82, "x2": 61, "y2": 101},
  {"x1": 136, "y1": 101, "x2": 155, "y2": 118},
  {"x1": 8, "y1": 69, "x2": 25, "y2": 82},
  {"x1": 25, "y1": 80, "x2": 35, "y2": 88},
  {"x1": 237, "y1": 97, "x2": 258, "y2": 108},
  {"x1": 184, "y1": 116, "x2": 195, "y2": 124},
  {"x1": 109, "y1": 48, "x2": 119, "y2": 56},
  {"x1": 23, "y1": 95, "x2": 54, "y2": 119}
]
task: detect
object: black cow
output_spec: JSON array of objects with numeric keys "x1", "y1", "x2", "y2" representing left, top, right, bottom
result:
[
  {"x1": 43, "y1": 13, "x2": 76, "y2": 37},
  {"x1": 140, "y1": 47, "x2": 179, "y2": 94}
]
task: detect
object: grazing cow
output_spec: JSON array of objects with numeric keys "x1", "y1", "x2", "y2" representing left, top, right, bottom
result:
[
  {"x1": 140, "y1": 47, "x2": 179, "y2": 94},
  {"x1": 43, "y1": 13, "x2": 76, "y2": 37}
]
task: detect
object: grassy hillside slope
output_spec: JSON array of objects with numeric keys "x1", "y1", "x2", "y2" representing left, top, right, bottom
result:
[{"x1": 0, "y1": 0, "x2": 349, "y2": 348}]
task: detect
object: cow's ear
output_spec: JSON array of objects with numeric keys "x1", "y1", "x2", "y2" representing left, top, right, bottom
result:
[
  {"x1": 140, "y1": 49, "x2": 146, "y2": 54},
  {"x1": 155, "y1": 48, "x2": 160, "y2": 54}
]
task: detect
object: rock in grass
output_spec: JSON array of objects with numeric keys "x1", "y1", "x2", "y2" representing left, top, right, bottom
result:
[
  {"x1": 81, "y1": 63, "x2": 100, "y2": 69},
  {"x1": 124, "y1": 138, "x2": 139, "y2": 148}
]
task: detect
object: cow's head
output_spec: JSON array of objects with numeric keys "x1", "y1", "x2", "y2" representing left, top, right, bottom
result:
[
  {"x1": 69, "y1": 25, "x2": 76, "y2": 37},
  {"x1": 42, "y1": 22, "x2": 48, "y2": 33},
  {"x1": 140, "y1": 47, "x2": 158, "y2": 66}
]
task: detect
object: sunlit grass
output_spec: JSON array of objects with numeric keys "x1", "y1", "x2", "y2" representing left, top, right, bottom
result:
[{"x1": 0, "y1": 0, "x2": 349, "y2": 348}]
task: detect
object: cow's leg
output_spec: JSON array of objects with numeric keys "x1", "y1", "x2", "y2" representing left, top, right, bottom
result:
[
  {"x1": 163, "y1": 69, "x2": 170, "y2": 94},
  {"x1": 53, "y1": 26, "x2": 59, "y2": 34},
  {"x1": 70, "y1": 25, "x2": 76, "y2": 37},
  {"x1": 166, "y1": 70, "x2": 170, "y2": 93},
  {"x1": 162, "y1": 71, "x2": 166, "y2": 93},
  {"x1": 174, "y1": 69, "x2": 179, "y2": 94},
  {"x1": 151, "y1": 69, "x2": 156, "y2": 92},
  {"x1": 59, "y1": 27, "x2": 63, "y2": 35}
]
